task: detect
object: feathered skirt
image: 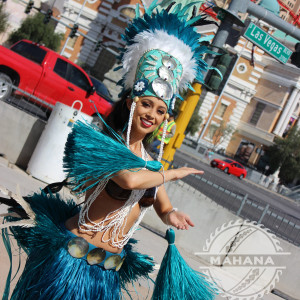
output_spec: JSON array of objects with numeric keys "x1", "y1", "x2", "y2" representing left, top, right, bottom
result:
[{"x1": 2, "y1": 192, "x2": 154, "y2": 300}]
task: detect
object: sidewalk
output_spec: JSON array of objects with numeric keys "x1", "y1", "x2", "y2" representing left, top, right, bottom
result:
[{"x1": 0, "y1": 157, "x2": 284, "y2": 299}]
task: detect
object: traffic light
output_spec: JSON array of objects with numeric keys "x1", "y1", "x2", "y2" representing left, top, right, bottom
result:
[
  {"x1": 43, "y1": 9, "x2": 53, "y2": 24},
  {"x1": 94, "y1": 40, "x2": 102, "y2": 52},
  {"x1": 205, "y1": 50, "x2": 235, "y2": 93},
  {"x1": 69, "y1": 24, "x2": 78, "y2": 38},
  {"x1": 25, "y1": 0, "x2": 34, "y2": 14},
  {"x1": 290, "y1": 42, "x2": 300, "y2": 68}
]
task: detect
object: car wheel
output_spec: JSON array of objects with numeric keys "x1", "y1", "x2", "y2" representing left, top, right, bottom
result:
[
  {"x1": 0, "y1": 73, "x2": 13, "y2": 101},
  {"x1": 224, "y1": 167, "x2": 229, "y2": 174},
  {"x1": 239, "y1": 174, "x2": 244, "y2": 180}
]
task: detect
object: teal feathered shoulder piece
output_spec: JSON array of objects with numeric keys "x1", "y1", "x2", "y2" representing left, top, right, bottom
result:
[
  {"x1": 63, "y1": 121, "x2": 162, "y2": 192},
  {"x1": 152, "y1": 228, "x2": 218, "y2": 300}
]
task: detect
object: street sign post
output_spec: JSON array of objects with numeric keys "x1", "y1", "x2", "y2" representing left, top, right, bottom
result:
[{"x1": 244, "y1": 21, "x2": 293, "y2": 64}]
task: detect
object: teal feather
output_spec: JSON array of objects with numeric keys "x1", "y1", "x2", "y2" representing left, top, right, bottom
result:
[
  {"x1": 186, "y1": 14, "x2": 202, "y2": 26},
  {"x1": 152, "y1": 229, "x2": 217, "y2": 300},
  {"x1": 135, "y1": 3, "x2": 140, "y2": 18},
  {"x1": 63, "y1": 121, "x2": 162, "y2": 192},
  {"x1": 2, "y1": 228, "x2": 12, "y2": 300},
  {"x1": 146, "y1": 0, "x2": 159, "y2": 15},
  {"x1": 177, "y1": 2, "x2": 199, "y2": 19}
]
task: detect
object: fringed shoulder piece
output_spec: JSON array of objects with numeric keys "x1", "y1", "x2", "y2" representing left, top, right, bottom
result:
[{"x1": 63, "y1": 121, "x2": 162, "y2": 193}]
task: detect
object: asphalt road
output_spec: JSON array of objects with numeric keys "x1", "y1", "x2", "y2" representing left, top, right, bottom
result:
[{"x1": 173, "y1": 150, "x2": 300, "y2": 246}]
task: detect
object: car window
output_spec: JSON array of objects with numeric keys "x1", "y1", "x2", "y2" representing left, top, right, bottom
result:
[
  {"x1": 53, "y1": 58, "x2": 68, "y2": 79},
  {"x1": 223, "y1": 159, "x2": 234, "y2": 163},
  {"x1": 90, "y1": 77, "x2": 110, "y2": 98},
  {"x1": 11, "y1": 41, "x2": 47, "y2": 65},
  {"x1": 68, "y1": 65, "x2": 91, "y2": 91}
]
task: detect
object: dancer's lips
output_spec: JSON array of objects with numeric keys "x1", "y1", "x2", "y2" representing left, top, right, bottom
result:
[{"x1": 141, "y1": 118, "x2": 153, "y2": 128}]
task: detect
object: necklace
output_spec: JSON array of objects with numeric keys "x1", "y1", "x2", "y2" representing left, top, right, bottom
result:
[{"x1": 78, "y1": 143, "x2": 149, "y2": 248}]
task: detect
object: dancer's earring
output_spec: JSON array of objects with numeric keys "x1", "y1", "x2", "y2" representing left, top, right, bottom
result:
[{"x1": 126, "y1": 97, "x2": 139, "y2": 147}]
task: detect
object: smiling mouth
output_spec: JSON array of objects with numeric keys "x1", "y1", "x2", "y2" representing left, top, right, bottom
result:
[{"x1": 141, "y1": 118, "x2": 153, "y2": 128}]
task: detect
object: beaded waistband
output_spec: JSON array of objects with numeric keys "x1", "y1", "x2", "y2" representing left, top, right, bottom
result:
[{"x1": 66, "y1": 229, "x2": 125, "y2": 271}]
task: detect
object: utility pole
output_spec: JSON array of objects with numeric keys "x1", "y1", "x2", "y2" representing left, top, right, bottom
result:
[
  {"x1": 60, "y1": 0, "x2": 88, "y2": 56},
  {"x1": 162, "y1": 0, "x2": 300, "y2": 170}
]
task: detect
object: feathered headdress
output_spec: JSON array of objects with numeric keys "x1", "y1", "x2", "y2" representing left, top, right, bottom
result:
[{"x1": 115, "y1": 0, "x2": 214, "y2": 159}]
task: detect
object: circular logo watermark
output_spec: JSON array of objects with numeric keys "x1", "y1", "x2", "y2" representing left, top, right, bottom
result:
[{"x1": 195, "y1": 220, "x2": 290, "y2": 300}]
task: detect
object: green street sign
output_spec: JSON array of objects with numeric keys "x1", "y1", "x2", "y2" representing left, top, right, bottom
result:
[{"x1": 244, "y1": 22, "x2": 293, "y2": 64}]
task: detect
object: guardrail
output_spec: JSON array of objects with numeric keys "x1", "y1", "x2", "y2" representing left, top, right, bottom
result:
[
  {"x1": 174, "y1": 164, "x2": 300, "y2": 247},
  {"x1": 1, "y1": 83, "x2": 53, "y2": 121}
]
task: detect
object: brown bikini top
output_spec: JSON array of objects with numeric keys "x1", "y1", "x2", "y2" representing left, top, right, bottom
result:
[{"x1": 105, "y1": 179, "x2": 156, "y2": 207}]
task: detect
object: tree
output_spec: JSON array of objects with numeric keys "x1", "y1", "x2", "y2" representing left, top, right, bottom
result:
[
  {"x1": 0, "y1": 4, "x2": 9, "y2": 34},
  {"x1": 209, "y1": 120, "x2": 235, "y2": 150},
  {"x1": 266, "y1": 126, "x2": 300, "y2": 184},
  {"x1": 8, "y1": 13, "x2": 63, "y2": 51}
]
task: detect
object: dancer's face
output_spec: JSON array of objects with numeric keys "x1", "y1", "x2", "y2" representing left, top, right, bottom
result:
[{"x1": 127, "y1": 96, "x2": 167, "y2": 137}]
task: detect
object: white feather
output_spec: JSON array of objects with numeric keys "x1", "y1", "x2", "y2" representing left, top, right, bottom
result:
[
  {"x1": 0, "y1": 184, "x2": 36, "y2": 228},
  {"x1": 122, "y1": 30, "x2": 197, "y2": 92},
  {"x1": 0, "y1": 219, "x2": 35, "y2": 229}
]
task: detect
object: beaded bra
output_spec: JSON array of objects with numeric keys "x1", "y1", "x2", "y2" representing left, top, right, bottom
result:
[{"x1": 78, "y1": 145, "x2": 152, "y2": 249}]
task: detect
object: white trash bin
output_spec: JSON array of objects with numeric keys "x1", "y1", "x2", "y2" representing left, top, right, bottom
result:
[{"x1": 27, "y1": 101, "x2": 93, "y2": 184}]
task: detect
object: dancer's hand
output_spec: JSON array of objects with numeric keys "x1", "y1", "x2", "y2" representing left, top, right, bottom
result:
[
  {"x1": 167, "y1": 210, "x2": 194, "y2": 230},
  {"x1": 170, "y1": 167, "x2": 204, "y2": 181}
]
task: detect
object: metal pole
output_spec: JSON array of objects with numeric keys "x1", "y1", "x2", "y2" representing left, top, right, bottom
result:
[
  {"x1": 237, "y1": 194, "x2": 248, "y2": 216},
  {"x1": 204, "y1": 0, "x2": 248, "y2": 70},
  {"x1": 258, "y1": 204, "x2": 270, "y2": 224},
  {"x1": 247, "y1": 1, "x2": 300, "y2": 41},
  {"x1": 60, "y1": 0, "x2": 88, "y2": 55},
  {"x1": 197, "y1": 50, "x2": 240, "y2": 143}
]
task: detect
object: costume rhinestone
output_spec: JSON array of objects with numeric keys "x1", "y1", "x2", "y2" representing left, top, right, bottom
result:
[
  {"x1": 104, "y1": 255, "x2": 122, "y2": 270},
  {"x1": 152, "y1": 78, "x2": 173, "y2": 100},
  {"x1": 158, "y1": 66, "x2": 174, "y2": 82},
  {"x1": 87, "y1": 248, "x2": 106, "y2": 265},
  {"x1": 67, "y1": 237, "x2": 89, "y2": 258},
  {"x1": 162, "y1": 56, "x2": 177, "y2": 70}
]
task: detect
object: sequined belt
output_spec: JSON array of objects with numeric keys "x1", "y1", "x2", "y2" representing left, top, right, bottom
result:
[{"x1": 66, "y1": 230, "x2": 125, "y2": 271}]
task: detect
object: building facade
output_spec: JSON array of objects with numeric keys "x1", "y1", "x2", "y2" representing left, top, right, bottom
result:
[{"x1": 194, "y1": 0, "x2": 300, "y2": 169}]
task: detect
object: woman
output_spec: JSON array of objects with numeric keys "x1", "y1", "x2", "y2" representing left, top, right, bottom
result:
[
  {"x1": 1, "y1": 2, "x2": 217, "y2": 299},
  {"x1": 65, "y1": 95, "x2": 202, "y2": 253}
]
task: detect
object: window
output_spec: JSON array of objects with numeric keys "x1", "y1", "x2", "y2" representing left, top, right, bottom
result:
[
  {"x1": 67, "y1": 36, "x2": 78, "y2": 49},
  {"x1": 208, "y1": 124, "x2": 218, "y2": 140},
  {"x1": 237, "y1": 63, "x2": 247, "y2": 74},
  {"x1": 68, "y1": 65, "x2": 90, "y2": 91},
  {"x1": 250, "y1": 102, "x2": 265, "y2": 125},
  {"x1": 11, "y1": 41, "x2": 47, "y2": 65},
  {"x1": 216, "y1": 103, "x2": 227, "y2": 118},
  {"x1": 92, "y1": 47, "x2": 118, "y2": 81},
  {"x1": 54, "y1": 58, "x2": 68, "y2": 79}
]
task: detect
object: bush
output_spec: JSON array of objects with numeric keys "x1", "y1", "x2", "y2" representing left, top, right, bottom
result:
[{"x1": 8, "y1": 13, "x2": 63, "y2": 51}]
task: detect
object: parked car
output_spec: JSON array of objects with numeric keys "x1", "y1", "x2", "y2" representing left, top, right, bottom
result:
[
  {"x1": 89, "y1": 76, "x2": 114, "y2": 105},
  {"x1": 210, "y1": 158, "x2": 247, "y2": 179},
  {"x1": 0, "y1": 40, "x2": 112, "y2": 117}
]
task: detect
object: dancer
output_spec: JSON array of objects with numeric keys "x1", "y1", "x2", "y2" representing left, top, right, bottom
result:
[{"x1": 1, "y1": 1, "x2": 217, "y2": 299}]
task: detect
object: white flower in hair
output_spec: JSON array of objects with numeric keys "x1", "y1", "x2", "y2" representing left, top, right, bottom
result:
[{"x1": 134, "y1": 81, "x2": 145, "y2": 92}]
